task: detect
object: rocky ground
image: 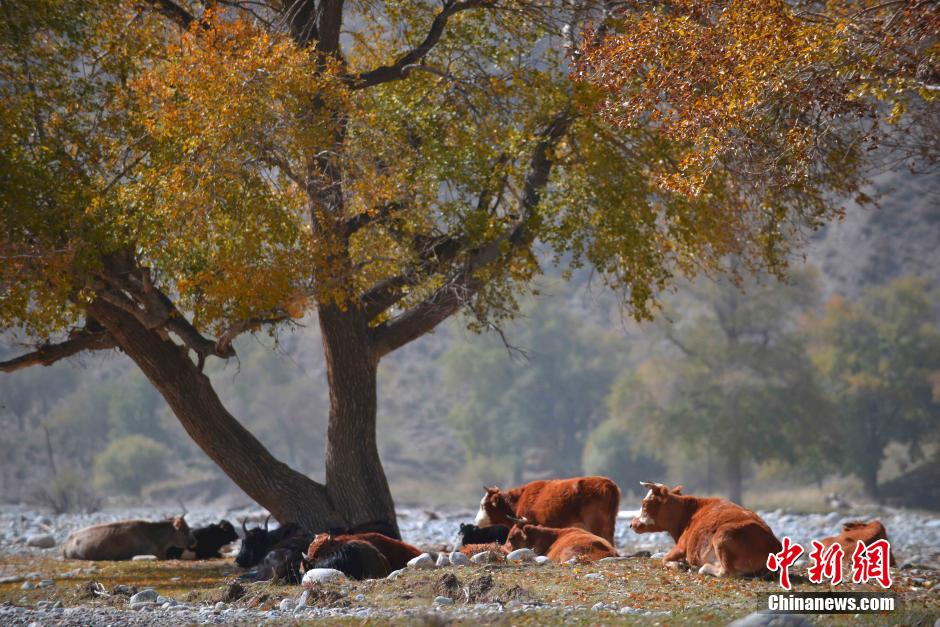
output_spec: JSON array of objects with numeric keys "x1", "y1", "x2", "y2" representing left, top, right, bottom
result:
[{"x1": 1, "y1": 503, "x2": 938, "y2": 625}]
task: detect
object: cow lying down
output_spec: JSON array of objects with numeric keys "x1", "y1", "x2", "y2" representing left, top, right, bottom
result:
[
  {"x1": 631, "y1": 482, "x2": 781, "y2": 577},
  {"x1": 819, "y1": 520, "x2": 896, "y2": 566},
  {"x1": 62, "y1": 516, "x2": 196, "y2": 561},
  {"x1": 507, "y1": 518, "x2": 617, "y2": 562},
  {"x1": 166, "y1": 519, "x2": 238, "y2": 560}
]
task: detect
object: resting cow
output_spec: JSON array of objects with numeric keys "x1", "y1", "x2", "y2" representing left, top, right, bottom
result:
[
  {"x1": 506, "y1": 520, "x2": 617, "y2": 562},
  {"x1": 631, "y1": 482, "x2": 781, "y2": 577},
  {"x1": 457, "y1": 523, "x2": 510, "y2": 547},
  {"x1": 235, "y1": 517, "x2": 310, "y2": 568},
  {"x1": 166, "y1": 519, "x2": 238, "y2": 560},
  {"x1": 304, "y1": 537, "x2": 391, "y2": 580},
  {"x1": 475, "y1": 476, "x2": 620, "y2": 543},
  {"x1": 307, "y1": 532, "x2": 421, "y2": 571},
  {"x1": 62, "y1": 516, "x2": 196, "y2": 561},
  {"x1": 819, "y1": 520, "x2": 896, "y2": 566}
]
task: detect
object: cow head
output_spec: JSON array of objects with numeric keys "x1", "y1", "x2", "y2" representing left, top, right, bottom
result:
[
  {"x1": 236, "y1": 515, "x2": 272, "y2": 568},
  {"x1": 475, "y1": 486, "x2": 513, "y2": 527},
  {"x1": 306, "y1": 532, "x2": 342, "y2": 561},
  {"x1": 630, "y1": 482, "x2": 684, "y2": 534},
  {"x1": 215, "y1": 519, "x2": 238, "y2": 544},
  {"x1": 170, "y1": 515, "x2": 197, "y2": 550},
  {"x1": 505, "y1": 516, "x2": 532, "y2": 550}
]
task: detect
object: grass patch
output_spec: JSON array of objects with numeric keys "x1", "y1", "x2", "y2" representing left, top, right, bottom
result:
[{"x1": 0, "y1": 553, "x2": 937, "y2": 624}]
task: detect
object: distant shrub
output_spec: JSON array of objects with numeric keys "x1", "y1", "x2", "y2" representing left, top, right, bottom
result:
[
  {"x1": 32, "y1": 468, "x2": 102, "y2": 514},
  {"x1": 93, "y1": 435, "x2": 170, "y2": 496},
  {"x1": 582, "y1": 419, "x2": 664, "y2": 498}
]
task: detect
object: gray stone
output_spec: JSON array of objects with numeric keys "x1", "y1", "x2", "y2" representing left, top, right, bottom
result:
[
  {"x1": 38, "y1": 579, "x2": 54, "y2": 587},
  {"x1": 449, "y1": 551, "x2": 470, "y2": 566},
  {"x1": 214, "y1": 601, "x2": 225, "y2": 611},
  {"x1": 129, "y1": 602, "x2": 155, "y2": 610},
  {"x1": 470, "y1": 551, "x2": 500, "y2": 564},
  {"x1": 433, "y1": 596, "x2": 453, "y2": 605},
  {"x1": 131, "y1": 554, "x2": 157, "y2": 561},
  {"x1": 302, "y1": 568, "x2": 346, "y2": 586},
  {"x1": 297, "y1": 591, "x2": 309, "y2": 607},
  {"x1": 25, "y1": 534, "x2": 55, "y2": 549},
  {"x1": 592, "y1": 602, "x2": 612, "y2": 611},
  {"x1": 20, "y1": 581, "x2": 34, "y2": 590},
  {"x1": 279, "y1": 598, "x2": 294, "y2": 611},
  {"x1": 435, "y1": 553, "x2": 451, "y2": 567},
  {"x1": 584, "y1": 572, "x2": 603, "y2": 580},
  {"x1": 728, "y1": 612, "x2": 814, "y2": 627},
  {"x1": 354, "y1": 593, "x2": 365, "y2": 602},
  {"x1": 129, "y1": 589, "x2": 159, "y2": 604},
  {"x1": 0, "y1": 575, "x2": 23, "y2": 583},
  {"x1": 386, "y1": 568, "x2": 404, "y2": 580},
  {"x1": 506, "y1": 548, "x2": 536, "y2": 562},
  {"x1": 407, "y1": 553, "x2": 434, "y2": 568},
  {"x1": 534, "y1": 555, "x2": 550, "y2": 565}
]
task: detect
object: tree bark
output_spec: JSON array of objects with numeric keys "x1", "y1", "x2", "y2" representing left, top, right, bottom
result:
[
  {"x1": 319, "y1": 304, "x2": 400, "y2": 538},
  {"x1": 861, "y1": 464, "x2": 880, "y2": 502},
  {"x1": 726, "y1": 453, "x2": 743, "y2": 505},
  {"x1": 87, "y1": 299, "x2": 345, "y2": 531}
]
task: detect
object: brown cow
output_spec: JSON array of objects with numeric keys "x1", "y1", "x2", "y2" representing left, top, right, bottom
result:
[
  {"x1": 506, "y1": 521, "x2": 617, "y2": 562},
  {"x1": 306, "y1": 532, "x2": 421, "y2": 571},
  {"x1": 819, "y1": 520, "x2": 896, "y2": 566},
  {"x1": 475, "y1": 476, "x2": 620, "y2": 543},
  {"x1": 630, "y1": 482, "x2": 781, "y2": 577},
  {"x1": 62, "y1": 516, "x2": 196, "y2": 560}
]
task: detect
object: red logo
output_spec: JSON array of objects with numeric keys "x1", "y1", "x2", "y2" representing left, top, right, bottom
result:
[
  {"x1": 807, "y1": 540, "x2": 844, "y2": 585},
  {"x1": 767, "y1": 538, "x2": 893, "y2": 589},
  {"x1": 851, "y1": 539, "x2": 892, "y2": 588},
  {"x1": 766, "y1": 536, "x2": 804, "y2": 590}
]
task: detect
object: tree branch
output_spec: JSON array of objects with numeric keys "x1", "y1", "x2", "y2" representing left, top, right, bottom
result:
[
  {"x1": 0, "y1": 327, "x2": 116, "y2": 373},
  {"x1": 350, "y1": 0, "x2": 496, "y2": 90},
  {"x1": 368, "y1": 110, "x2": 571, "y2": 358},
  {"x1": 143, "y1": 0, "x2": 196, "y2": 29},
  {"x1": 342, "y1": 201, "x2": 405, "y2": 238}
]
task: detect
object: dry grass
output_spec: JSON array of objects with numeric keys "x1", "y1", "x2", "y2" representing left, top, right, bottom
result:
[{"x1": 0, "y1": 553, "x2": 937, "y2": 625}]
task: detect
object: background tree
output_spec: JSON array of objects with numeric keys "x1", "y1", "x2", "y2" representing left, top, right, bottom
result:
[
  {"x1": 609, "y1": 270, "x2": 829, "y2": 503},
  {"x1": 807, "y1": 277, "x2": 940, "y2": 500},
  {"x1": 444, "y1": 287, "x2": 619, "y2": 485},
  {"x1": 1, "y1": 0, "x2": 934, "y2": 530}
]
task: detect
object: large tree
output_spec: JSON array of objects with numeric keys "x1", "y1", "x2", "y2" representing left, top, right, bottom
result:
[{"x1": 1, "y1": 0, "x2": 935, "y2": 532}]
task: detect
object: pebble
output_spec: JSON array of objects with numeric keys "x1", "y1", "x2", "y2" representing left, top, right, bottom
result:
[
  {"x1": 279, "y1": 598, "x2": 294, "y2": 611},
  {"x1": 129, "y1": 588, "x2": 159, "y2": 604},
  {"x1": 407, "y1": 553, "x2": 434, "y2": 569},
  {"x1": 0, "y1": 575, "x2": 22, "y2": 583},
  {"x1": 355, "y1": 593, "x2": 365, "y2": 602},
  {"x1": 20, "y1": 581, "x2": 34, "y2": 590},
  {"x1": 302, "y1": 568, "x2": 346, "y2": 586},
  {"x1": 298, "y1": 590, "x2": 309, "y2": 607},
  {"x1": 25, "y1": 534, "x2": 55, "y2": 549},
  {"x1": 435, "y1": 553, "x2": 451, "y2": 567},
  {"x1": 433, "y1": 596, "x2": 454, "y2": 605},
  {"x1": 129, "y1": 602, "x2": 155, "y2": 610},
  {"x1": 131, "y1": 554, "x2": 157, "y2": 561},
  {"x1": 449, "y1": 551, "x2": 470, "y2": 566},
  {"x1": 534, "y1": 555, "x2": 550, "y2": 565},
  {"x1": 470, "y1": 551, "x2": 496, "y2": 564},
  {"x1": 506, "y1": 548, "x2": 536, "y2": 562},
  {"x1": 386, "y1": 568, "x2": 404, "y2": 580},
  {"x1": 584, "y1": 572, "x2": 603, "y2": 580},
  {"x1": 38, "y1": 579, "x2": 54, "y2": 587}
]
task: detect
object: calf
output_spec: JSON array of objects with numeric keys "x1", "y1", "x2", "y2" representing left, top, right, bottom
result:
[
  {"x1": 506, "y1": 521, "x2": 617, "y2": 562},
  {"x1": 819, "y1": 520, "x2": 896, "y2": 566},
  {"x1": 304, "y1": 538, "x2": 391, "y2": 580},
  {"x1": 457, "y1": 523, "x2": 510, "y2": 547},
  {"x1": 307, "y1": 532, "x2": 421, "y2": 571},
  {"x1": 256, "y1": 546, "x2": 305, "y2": 584},
  {"x1": 166, "y1": 520, "x2": 238, "y2": 560},
  {"x1": 235, "y1": 518, "x2": 310, "y2": 568},
  {"x1": 630, "y1": 482, "x2": 781, "y2": 577},
  {"x1": 62, "y1": 516, "x2": 196, "y2": 561},
  {"x1": 475, "y1": 476, "x2": 620, "y2": 543}
]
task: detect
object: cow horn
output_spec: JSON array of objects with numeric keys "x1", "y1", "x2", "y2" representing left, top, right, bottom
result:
[
  {"x1": 639, "y1": 481, "x2": 657, "y2": 490},
  {"x1": 263, "y1": 515, "x2": 271, "y2": 531},
  {"x1": 241, "y1": 518, "x2": 248, "y2": 533},
  {"x1": 177, "y1": 498, "x2": 188, "y2": 517},
  {"x1": 506, "y1": 515, "x2": 528, "y2": 525}
]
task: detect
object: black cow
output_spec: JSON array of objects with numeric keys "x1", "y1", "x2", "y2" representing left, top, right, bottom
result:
[
  {"x1": 236, "y1": 517, "x2": 310, "y2": 568},
  {"x1": 458, "y1": 523, "x2": 510, "y2": 546},
  {"x1": 304, "y1": 539, "x2": 391, "y2": 580},
  {"x1": 166, "y1": 520, "x2": 238, "y2": 560}
]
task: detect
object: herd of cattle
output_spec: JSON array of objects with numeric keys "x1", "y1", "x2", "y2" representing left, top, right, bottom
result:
[{"x1": 59, "y1": 476, "x2": 894, "y2": 584}]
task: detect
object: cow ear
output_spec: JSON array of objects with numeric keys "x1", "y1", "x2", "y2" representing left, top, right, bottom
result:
[
  {"x1": 485, "y1": 486, "x2": 499, "y2": 494},
  {"x1": 672, "y1": 485, "x2": 683, "y2": 495}
]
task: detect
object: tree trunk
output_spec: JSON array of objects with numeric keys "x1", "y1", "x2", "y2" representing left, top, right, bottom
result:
[
  {"x1": 88, "y1": 299, "x2": 345, "y2": 531},
  {"x1": 726, "y1": 453, "x2": 743, "y2": 505},
  {"x1": 862, "y1": 464, "x2": 880, "y2": 502},
  {"x1": 319, "y1": 304, "x2": 400, "y2": 538}
]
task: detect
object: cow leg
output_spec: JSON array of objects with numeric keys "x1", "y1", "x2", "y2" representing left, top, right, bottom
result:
[
  {"x1": 698, "y1": 562, "x2": 725, "y2": 577},
  {"x1": 663, "y1": 546, "x2": 687, "y2": 570}
]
